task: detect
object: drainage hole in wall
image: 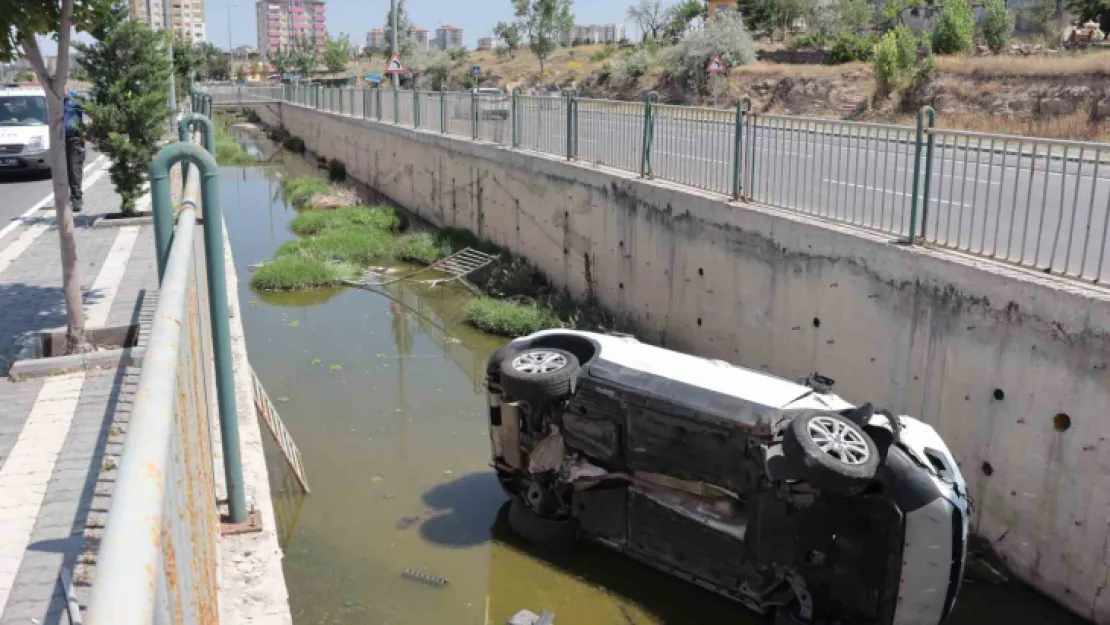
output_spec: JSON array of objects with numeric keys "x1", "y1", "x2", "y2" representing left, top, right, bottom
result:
[
  {"x1": 812, "y1": 318, "x2": 821, "y2": 328},
  {"x1": 697, "y1": 318, "x2": 702, "y2": 327},
  {"x1": 981, "y1": 462, "x2": 994, "y2": 476},
  {"x1": 1053, "y1": 413, "x2": 1072, "y2": 432},
  {"x1": 993, "y1": 389, "x2": 1005, "y2": 401},
  {"x1": 698, "y1": 267, "x2": 704, "y2": 276}
]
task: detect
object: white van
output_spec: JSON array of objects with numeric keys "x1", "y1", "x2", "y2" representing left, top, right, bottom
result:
[{"x1": 0, "y1": 86, "x2": 52, "y2": 173}]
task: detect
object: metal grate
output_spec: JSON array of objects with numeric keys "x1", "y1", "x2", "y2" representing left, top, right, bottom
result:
[{"x1": 348, "y1": 247, "x2": 497, "y2": 290}]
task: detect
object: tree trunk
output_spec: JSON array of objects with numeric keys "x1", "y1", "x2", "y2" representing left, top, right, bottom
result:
[{"x1": 20, "y1": 15, "x2": 89, "y2": 355}]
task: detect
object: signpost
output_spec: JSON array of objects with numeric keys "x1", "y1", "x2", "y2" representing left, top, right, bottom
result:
[
  {"x1": 471, "y1": 65, "x2": 481, "y2": 89},
  {"x1": 707, "y1": 54, "x2": 727, "y2": 106},
  {"x1": 384, "y1": 52, "x2": 407, "y2": 75}
]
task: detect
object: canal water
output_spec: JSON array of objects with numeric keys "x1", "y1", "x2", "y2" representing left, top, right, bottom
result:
[{"x1": 220, "y1": 127, "x2": 1085, "y2": 625}]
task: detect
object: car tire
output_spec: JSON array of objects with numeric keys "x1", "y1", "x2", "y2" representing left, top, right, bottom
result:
[
  {"x1": 507, "y1": 494, "x2": 576, "y2": 549},
  {"x1": 499, "y1": 347, "x2": 580, "y2": 404},
  {"x1": 783, "y1": 412, "x2": 880, "y2": 495}
]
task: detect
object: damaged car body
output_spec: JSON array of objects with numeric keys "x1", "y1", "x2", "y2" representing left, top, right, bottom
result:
[{"x1": 485, "y1": 330, "x2": 970, "y2": 625}]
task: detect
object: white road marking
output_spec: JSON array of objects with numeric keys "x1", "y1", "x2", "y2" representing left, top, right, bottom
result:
[
  {"x1": 0, "y1": 155, "x2": 108, "y2": 244},
  {"x1": 85, "y1": 225, "x2": 141, "y2": 327},
  {"x1": 822, "y1": 178, "x2": 972, "y2": 209},
  {"x1": 0, "y1": 373, "x2": 86, "y2": 613},
  {"x1": 0, "y1": 162, "x2": 110, "y2": 277}
]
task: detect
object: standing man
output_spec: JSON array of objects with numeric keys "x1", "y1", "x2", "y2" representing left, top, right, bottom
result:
[{"x1": 63, "y1": 89, "x2": 86, "y2": 212}]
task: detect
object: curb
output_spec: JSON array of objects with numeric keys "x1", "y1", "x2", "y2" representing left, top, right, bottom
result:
[{"x1": 8, "y1": 346, "x2": 146, "y2": 381}]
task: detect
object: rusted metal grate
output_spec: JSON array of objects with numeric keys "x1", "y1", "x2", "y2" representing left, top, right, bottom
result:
[
  {"x1": 347, "y1": 247, "x2": 497, "y2": 291},
  {"x1": 251, "y1": 367, "x2": 311, "y2": 493}
]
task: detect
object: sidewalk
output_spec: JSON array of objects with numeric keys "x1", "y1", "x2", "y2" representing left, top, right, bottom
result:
[{"x1": 0, "y1": 161, "x2": 159, "y2": 624}]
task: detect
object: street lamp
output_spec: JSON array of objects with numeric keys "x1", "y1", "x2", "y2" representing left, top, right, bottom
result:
[{"x1": 227, "y1": 2, "x2": 238, "y2": 59}]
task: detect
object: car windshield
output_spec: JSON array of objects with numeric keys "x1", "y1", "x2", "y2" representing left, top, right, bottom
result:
[{"x1": 0, "y1": 95, "x2": 47, "y2": 126}]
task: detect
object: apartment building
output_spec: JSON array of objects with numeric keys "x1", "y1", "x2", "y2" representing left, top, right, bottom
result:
[
  {"x1": 558, "y1": 23, "x2": 626, "y2": 45},
  {"x1": 366, "y1": 28, "x2": 387, "y2": 50},
  {"x1": 476, "y1": 36, "x2": 501, "y2": 50},
  {"x1": 130, "y1": 0, "x2": 207, "y2": 41},
  {"x1": 411, "y1": 27, "x2": 430, "y2": 47},
  {"x1": 256, "y1": 0, "x2": 327, "y2": 60},
  {"x1": 435, "y1": 25, "x2": 464, "y2": 50}
]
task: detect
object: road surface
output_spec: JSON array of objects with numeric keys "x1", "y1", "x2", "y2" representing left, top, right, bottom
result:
[{"x1": 0, "y1": 148, "x2": 103, "y2": 242}]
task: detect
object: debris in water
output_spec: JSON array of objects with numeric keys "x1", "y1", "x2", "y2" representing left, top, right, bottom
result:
[
  {"x1": 370, "y1": 476, "x2": 384, "y2": 484},
  {"x1": 311, "y1": 358, "x2": 322, "y2": 365},
  {"x1": 288, "y1": 320, "x2": 299, "y2": 328},
  {"x1": 276, "y1": 397, "x2": 290, "y2": 403},
  {"x1": 249, "y1": 300, "x2": 260, "y2": 307},
  {"x1": 402, "y1": 569, "x2": 448, "y2": 588},
  {"x1": 446, "y1": 337, "x2": 462, "y2": 344},
  {"x1": 443, "y1": 470, "x2": 453, "y2": 475},
  {"x1": 508, "y1": 610, "x2": 555, "y2": 625},
  {"x1": 376, "y1": 353, "x2": 387, "y2": 358},
  {"x1": 329, "y1": 364, "x2": 343, "y2": 371},
  {"x1": 395, "y1": 515, "x2": 420, "y2": 530}
]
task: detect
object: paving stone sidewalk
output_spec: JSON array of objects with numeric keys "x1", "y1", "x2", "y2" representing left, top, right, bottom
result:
[{"x1": 0, "y1": 168, "x2": 159, "y2": 625}]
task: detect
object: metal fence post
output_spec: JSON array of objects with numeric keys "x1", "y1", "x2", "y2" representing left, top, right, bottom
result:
[
  {"x1": 641, "y1": 91, "x2": 658, "y2": 177},
  {"x1": 564, "y1": 89, "x2": 578, "y2": 161},
  {"x1": 908, "y1": 106, "x2": 936, "y2": 244},
  {"x1": 393, "y1": 88, "x2": 400, "y2": 124},
  {"x1": 440, "y1": 90, "x2": 447, "y2": 133},
  {"x1": 177, "y1": 113, "x2": 215, "y2": 156},
  {"x1": 732, "y1": 96, "x2": 752, "y2": 200},
  {"x1": 376, "y1": 87, "x2": 383, "y2": 121},
  {"x1": 413, "y1": 88, "x2": 420, "y2": 128},
  {"x1": 149, "y1": 142, "x2": 248, "y2": 523},
  {"x1": 512, "y1": 87, "x2": 522, "y2": 148},
  {"x1": 472, "y1": 89, "x2": 479, "y2": 140},
  {"x1": 920, "y1": 106, "x2": 937, "y2": 241}
]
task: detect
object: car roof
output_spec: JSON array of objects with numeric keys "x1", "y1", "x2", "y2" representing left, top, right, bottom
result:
[
  {"x1": 519, "y1": 329, "x2": 853, "y2": 413},
  {"x1": 0, "y1": 87, "x2": 46, "y2": 96}
]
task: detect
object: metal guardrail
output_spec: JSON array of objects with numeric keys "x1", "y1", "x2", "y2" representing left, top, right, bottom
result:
[
  {"x1": 85, "y1": 117, "x2": 247, "y2": 623},
  {"x1": 209, "y1": 85, "x2": 1110, "y2": 284}
]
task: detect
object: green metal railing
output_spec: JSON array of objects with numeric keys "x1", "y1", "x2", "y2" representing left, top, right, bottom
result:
[{"x1": 211, "y1": 85, "x2": 1110, "y2": 283}]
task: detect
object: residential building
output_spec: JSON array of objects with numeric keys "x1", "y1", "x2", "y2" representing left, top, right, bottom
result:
[
  {"x1": 411, "y1": 27, "x2": 430, "y2": 47},
  {"x1": 130, "y1": 0, "x2": 207, "y2": 41},
  {"x1": 706, "y1": 0, "x2": 733, "y2": 19},
  {"x1": 558, "y1": 23, "x2": 626, "y2": 44},
  {"x1": 256, "y1": 0, "x2": 327, "y2": 62},
  {"x1": 435, "y1": 25, "x2": 464, "y2": 50},
  {"x1": 366, "y1": 28, "x2": 386, "y2": 50},
  {"x1": 476, "y1": 36, "x2": 501, "y2": 50}
]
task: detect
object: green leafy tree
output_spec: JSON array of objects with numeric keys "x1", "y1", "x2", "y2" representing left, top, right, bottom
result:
[
  {"x1": 76, "y1": 18, "x2": 170, "y2": 214},
  {"x1": 836, "y1": 0, "x2": 873, "y2": 32},
  {"x1": 1066, "y1": 0, "x2": 1109, "y2": 31},
  {"x1": 932, "y1": 0, "x2": 975, "y2": 54},
  {"x1": 736, "y1": 0, "x2": 812, "y2": 39},
  {"x1": 15, "y1": 69, "x2": 36, "y2": 82},
  {"x1": 291, "y1": 34, "x2": 318, "y2": 76},
  {"x1": 493, "y1": 21, "x2": 522, "y2": 58},
  {"x1": 662, "y1": 12, "x2": 755, "y2": 89},
  {"x1": 665, "y1": 0, "x2": 707, "y2": 38},
  {"x1": 269, "y1": 46, "x2": 293, "y2": 77},
  {"x1": 195, "y1": 41, "x2": 231, "y2": 81},
  {"x1": 0, "y1": 0, "x2": 116, "y2": 353},
  {"x1": 513, "y1": 0, "x2": 574, "y2": 74},
  {"x1": 873, "y1": 24, "x2": 920, "y2": 91},
  {"x1": 384, "y1": 0, "x2": 413, "y2": 53},
  {"x1": 171, "y1": 32, "x2": 198, "y2": 97},
  {"x1": 980, "y1": 0, "x2": 1015, "y2": 52},
  {"x1": 235, "y1": 64, "x2": 248, "y2": 82},
  {"x1": 1016, "y1": 0, "x2": 1059, "y2": 33},
  {"x1": 324, "y1": 33, "x2": 349, "y2": 72}
]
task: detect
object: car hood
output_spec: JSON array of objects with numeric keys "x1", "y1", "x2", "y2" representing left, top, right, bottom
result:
[{"x1": 0, "y1": 125, "x2": 48, "y2": 145}]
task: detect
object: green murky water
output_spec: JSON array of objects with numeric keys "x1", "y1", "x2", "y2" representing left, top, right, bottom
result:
[{"x1": 220, "y1": 131, "x2": 1085, "y2": 625}]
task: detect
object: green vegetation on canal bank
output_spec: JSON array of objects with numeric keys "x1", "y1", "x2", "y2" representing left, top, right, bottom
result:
[
  {"x1": 250, "y1": 175, "x2": 624, "y2": 337},
  {"x1": 213, "y1": 112, "x2": 256, "y2": 166}
]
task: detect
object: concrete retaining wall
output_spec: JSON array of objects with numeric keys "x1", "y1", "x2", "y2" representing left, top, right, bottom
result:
[{"x1": 253, "y1": 102, "x2": 1110, "y2": 623}]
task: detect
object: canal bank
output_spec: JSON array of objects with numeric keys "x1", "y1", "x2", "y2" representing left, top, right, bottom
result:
[{"x1": 218, "y1": 124, "x2": 1088, "y2": 625}]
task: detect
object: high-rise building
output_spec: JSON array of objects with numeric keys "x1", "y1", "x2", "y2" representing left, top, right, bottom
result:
[
  {"x1": 366, "y1": 28, "x2": 386, "y2": 50},
  {"x1": 411, "y1": 27, "x2": 430, "y2": 47},
  {"x1": 434, "y1": 25, "x2": 463, "y2": 50},
  {"x1": 558, "y1": 23, "x2": 626, "y2": 45},
  {"x1": 130, "y1": 0, "x2": 207, "y2": 42},
  {"x1": 256, "y1": 0, "x2": 327, "y2": 62}
]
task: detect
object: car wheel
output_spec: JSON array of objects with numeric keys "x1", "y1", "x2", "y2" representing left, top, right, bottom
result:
[
  {"x1": 499, "y1": 347, "x2": 580, "y2": 404},
  {"x1": 783, "y1": 412, "x2": 880, "y2": 495},
  {"x1": 507, "y1": 494, "x2": 576, "y2": 549}
]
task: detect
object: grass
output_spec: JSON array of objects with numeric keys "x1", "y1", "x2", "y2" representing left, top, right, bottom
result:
[
  {"x1": 212, "y1": 113, "x2": 255, "y2": 166},
  {"x1": 277, "y1": 228, "x2": 394, "y2": 265},
  {"x1": 937, "y1": 50, "x2": 1110, "y2": 77},
  {"x1": 250, "y1": 256, "x2": 357, "y2": 290},
  {"x1": 281, "y1": 177, "x2": 333, "y2": 209},
  {"x1": 391, "y1": 232, "x2": 447, "y2": 265},
  {"x1": 463, "y1": 297, "x2": 560, "y2": 337},
  {"x1": 289, "y1": 205, "x2": 401, "y2": 236}
]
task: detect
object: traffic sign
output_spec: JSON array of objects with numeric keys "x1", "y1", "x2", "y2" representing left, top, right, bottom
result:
[
  {"x1": 365, "y1": 72, "x2": 383, "y2": 84},
  {"x1": 707, "y1": 54, "x2": 727, "y2": 73},
  {"x1": 384, "y1": 52, "x2": 407, "y2": 74},
  {"x1": 471, "y1": 65, "x2": 481, "y2": 76}
]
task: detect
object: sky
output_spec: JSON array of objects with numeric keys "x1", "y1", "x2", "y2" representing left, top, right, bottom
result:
[{"x1": 209, "y1": 0, "x2": 637, "y2": 51}]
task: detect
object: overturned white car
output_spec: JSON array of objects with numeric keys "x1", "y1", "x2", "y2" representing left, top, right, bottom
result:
[{"x1": 486, "y1": 329, "x2": 970, "y2": 625}]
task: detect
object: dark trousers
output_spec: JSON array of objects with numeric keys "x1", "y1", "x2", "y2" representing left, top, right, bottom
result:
[{"x1": 65, "y1": 131, "x2": 85, "y2": 210}]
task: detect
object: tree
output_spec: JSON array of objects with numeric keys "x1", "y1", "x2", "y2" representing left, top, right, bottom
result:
[
  {"x1": 628, "y1": 0, "x2": 668, "y2": 40},
  {"x1": 269, "y1": 45, "x2": 293, "y2": 77},
  {"x1": 323, "y1": 32, "x2": 349, "y2": 72},
  {"x1": 513, "y1": 0, "x2": 574, "y2": 74},
  {"x1": 77, "y1": 18, "x2": 170, "y2": 214},
  {"x1": 1066, "y1": 0, "x2": 1109, "y2": 31},
  {"x1": 932, "y1": 0, "x2": 975, "y2": 53},
  {"x1": 195, "y1": 41, "x2": 230, "y2": 81},
  {"x1": 1, "y1": 0, "x2": 115, "y2": 353},
  {"x1": 171, "y1": 32, "x2": 198, "y2": 98},
  {"x1": 15, "y1": 69, "x2": 36, "y2": 82},
  {"x1": 1016, "y1": 0, "x2": 1059, "y2": 34},
  {"x1": 384, "y1": 0, "x2": 412, "y2": 53},
  {"x1": 291, "y1": 34, "x2": 318, "y2": 76},
  {"x1": 235, "y1": 64, "x2": 248, "y2": 82},
  {"x1": 835, "y1": 0, "x2": 873, "y2": 32},
  {"x1": 664, "y1": 0, "x2": 706, "y2": 39},
  {"x1": 980, "y1": 0, "x2": 1014, "y2": 52},
  {"x1": 662, "y1": 12, "x2": 755, "y2": 89},
  {"x1": 493, "y1": 21, "x2": 522, "y2": 58}
]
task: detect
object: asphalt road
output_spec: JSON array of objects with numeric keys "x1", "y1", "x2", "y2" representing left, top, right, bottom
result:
[
  {"x1": 307, "y1": 89, "x2": 1110, "y2": 281},
  {"x1": 0, "y1": 147, "x2": 102, "y2": 239}
]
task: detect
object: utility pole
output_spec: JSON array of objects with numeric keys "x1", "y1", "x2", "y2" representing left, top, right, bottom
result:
[
  {"x1": 227, "y1": 2, "x2": 237, "y2": 57},
  {"x1": 390, "y1": 0, "x2": 399, "y2": 89}
]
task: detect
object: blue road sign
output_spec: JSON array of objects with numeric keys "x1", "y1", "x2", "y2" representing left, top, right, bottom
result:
[
  {"x1": 471, "y1": 65, "x2": 481, "y2": 76},
  {"x1": 365, "y1": 72, "x2": 383, "y2": 84}
]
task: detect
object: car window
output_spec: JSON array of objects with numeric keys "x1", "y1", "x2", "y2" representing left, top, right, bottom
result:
[{"x1": 0, "y1": 95, "x2": 47, "y2": 126}]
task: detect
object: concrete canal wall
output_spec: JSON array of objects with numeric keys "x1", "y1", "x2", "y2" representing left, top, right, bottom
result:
[{"x1": 250, "y1": 101, "x2": 1110, "y2": 623}]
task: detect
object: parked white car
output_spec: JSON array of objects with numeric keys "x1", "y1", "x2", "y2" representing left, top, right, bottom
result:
[
  {"x1": 486, "y1": 329, "x2": 970, "y2": 625},
  {"x1": 0, "y1": 86, "x2": 51, "y2": 173}
]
